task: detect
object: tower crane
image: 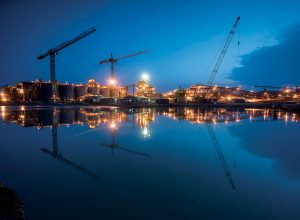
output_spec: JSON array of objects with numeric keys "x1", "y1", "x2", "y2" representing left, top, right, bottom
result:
[
  {"x1": 37, "y1": 27, "x2": 96, "y2": 82},
  {"x1": 99, "y1": 50, "x2": 149, "y2": 83},
  {"x1": 37, "y1": 27, "x2": 96, "y2": 99},
  {"x1": 200, "y1": 17, "x2": 240, "y2": 101}
]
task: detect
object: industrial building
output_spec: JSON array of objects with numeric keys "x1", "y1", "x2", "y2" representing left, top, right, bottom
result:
[
  {"x1": 17, "y1": 82, "x2": 40, "y2": 102},
  {"x1": 1, "y1": 79, "x2": 128, "y2": 104},
  {"x1": 162, "y1": 84, "x2": 300, "y2": 104},
  {"x1": 136, "y1": 79, "x2": 156, "y2": 98}
]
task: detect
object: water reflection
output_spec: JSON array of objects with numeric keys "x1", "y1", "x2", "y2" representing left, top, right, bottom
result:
[
  {"x1": 2, "y1": 106, "x2": 299, "y2": 184},
  {"x1": 1, "y1": 106, "x2": 300, "y2": 220},
  {"x1": 160, "y1": 107, "x2": 296, "y2": 124},
  {"x1": 100, "y1": 120, "x2": 150, "y2": 157},
  {"x1": 206, "y1": 123, "x2": 236, "y2": 190},
  {"x1": 2, "y1": 106, "x2": 299, "y2": 128},
  {"x1": 40, "y1": 120, "x2": 99, "y2": 179}
]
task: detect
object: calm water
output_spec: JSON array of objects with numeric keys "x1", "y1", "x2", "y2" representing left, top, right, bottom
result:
[{"x1": 0, "y1": 106, "x2": 300, "y2": 220}]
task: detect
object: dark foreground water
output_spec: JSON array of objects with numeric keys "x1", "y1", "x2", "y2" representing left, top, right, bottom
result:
[{"x1": 0, "y1": 106, "x2": 300, "y2": 220}]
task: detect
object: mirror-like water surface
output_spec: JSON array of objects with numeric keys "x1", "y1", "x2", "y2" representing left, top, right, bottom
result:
[{"x1": 0, "y1": 106, "x2": 300, "y2": 220}]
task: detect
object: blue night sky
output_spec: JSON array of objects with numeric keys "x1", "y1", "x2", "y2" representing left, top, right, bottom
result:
[{"x1": 1, "y1": 0, "x2": 300, "y2": 92}]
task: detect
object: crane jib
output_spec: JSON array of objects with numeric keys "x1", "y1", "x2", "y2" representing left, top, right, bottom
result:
[
  {"x1": 202, "y1": 17, "x2": 240, "y2": 99},
  {"x1": 37, "y1": 27, "x2": 96, "y2": 60},
  {"x1": 37, "y1": 27, "x2": 96, "y2": 85}
]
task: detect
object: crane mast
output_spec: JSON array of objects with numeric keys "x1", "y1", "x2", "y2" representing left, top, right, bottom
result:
[{"x1": 202, "y1": 17, "x2": 240, "y2": 100}]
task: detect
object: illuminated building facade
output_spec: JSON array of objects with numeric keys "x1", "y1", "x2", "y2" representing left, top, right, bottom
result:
[
  {"x1": 0, "y1": 79, "x2": 128, "y2": 104},
  {"x1": 16, "y1": 82, "x2": 40, "y2": 102},
  {"x1": 136, "y1": 80, "x2": 155, "y2": 98}
]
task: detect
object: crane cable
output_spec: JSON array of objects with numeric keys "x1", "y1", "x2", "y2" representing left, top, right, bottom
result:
[{"x1": 238, "y1": 23, "x2": 240, "y2": 57}]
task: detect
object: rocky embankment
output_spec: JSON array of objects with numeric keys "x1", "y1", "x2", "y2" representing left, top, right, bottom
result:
[{"x1": 0, "y1": 183, "x2": 25, "y2": 220}]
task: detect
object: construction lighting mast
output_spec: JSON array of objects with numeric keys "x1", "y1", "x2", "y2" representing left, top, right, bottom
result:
[
  {"x1": 99, "y1": 50, "x2": 149, "y2": 82},
  {"x1": 37, "y1": 27, "x2": 96, "y2": 82},
  {"x1": 202, "y1": 17, "x2": 240, "y2": 100}
]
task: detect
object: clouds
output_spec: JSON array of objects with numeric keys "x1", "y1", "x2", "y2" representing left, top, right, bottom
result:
[
  {"x1": 228, "y1": 121, "x2": 300, "y2": 179},
  {"x1": 229, "y1": 22, "x2": 300, "y2": 87}
]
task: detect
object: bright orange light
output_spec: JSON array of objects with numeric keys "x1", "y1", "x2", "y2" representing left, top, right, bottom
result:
[
  {"x1": 110, "y1": 122, "x2": 117, "y2": 129},
  {"x1": 109, "y1": 79, "x2": 116, "y2": 85}
]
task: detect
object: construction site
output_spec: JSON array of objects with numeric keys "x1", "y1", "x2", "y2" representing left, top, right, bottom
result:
[{"x1": 1, "y1": 17, "x2": 300, "y2": 109}]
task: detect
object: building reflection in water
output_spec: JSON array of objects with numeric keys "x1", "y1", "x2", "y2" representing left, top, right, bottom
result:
[
  {"x1": 2, "y1": 106, "x2": 299, "y2": 128},
  {"x1": 136, "y1": 109, "x2": 156, "y2": 138},
  {"x1": 1, "y1": 106, "x2": 299, "y2": 186},
  {"x1": 158, "y1": 107, "x2": 299, "y2": 124}
]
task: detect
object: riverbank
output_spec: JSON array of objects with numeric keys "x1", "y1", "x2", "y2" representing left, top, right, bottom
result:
[{"x1": 0, "y1": 182, "x2": 25, "y2": 220}]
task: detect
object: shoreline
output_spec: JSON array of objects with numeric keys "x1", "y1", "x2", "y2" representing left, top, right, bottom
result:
[{"x1": 0, "y1": 182, "x2": 25, "y2": 220}]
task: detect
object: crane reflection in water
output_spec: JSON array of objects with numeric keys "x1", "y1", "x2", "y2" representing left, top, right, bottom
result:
[
  {"x1": 1, "y1": 106, "x2": 299, "y2": 188},
  {"x1": 40, "y1": 108, "x2": 98, "y2": 179}
]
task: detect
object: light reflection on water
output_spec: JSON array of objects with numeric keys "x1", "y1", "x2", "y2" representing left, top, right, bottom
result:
[{"x1": 0, "y1": 106, "x2": 300, "y2": 220}]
